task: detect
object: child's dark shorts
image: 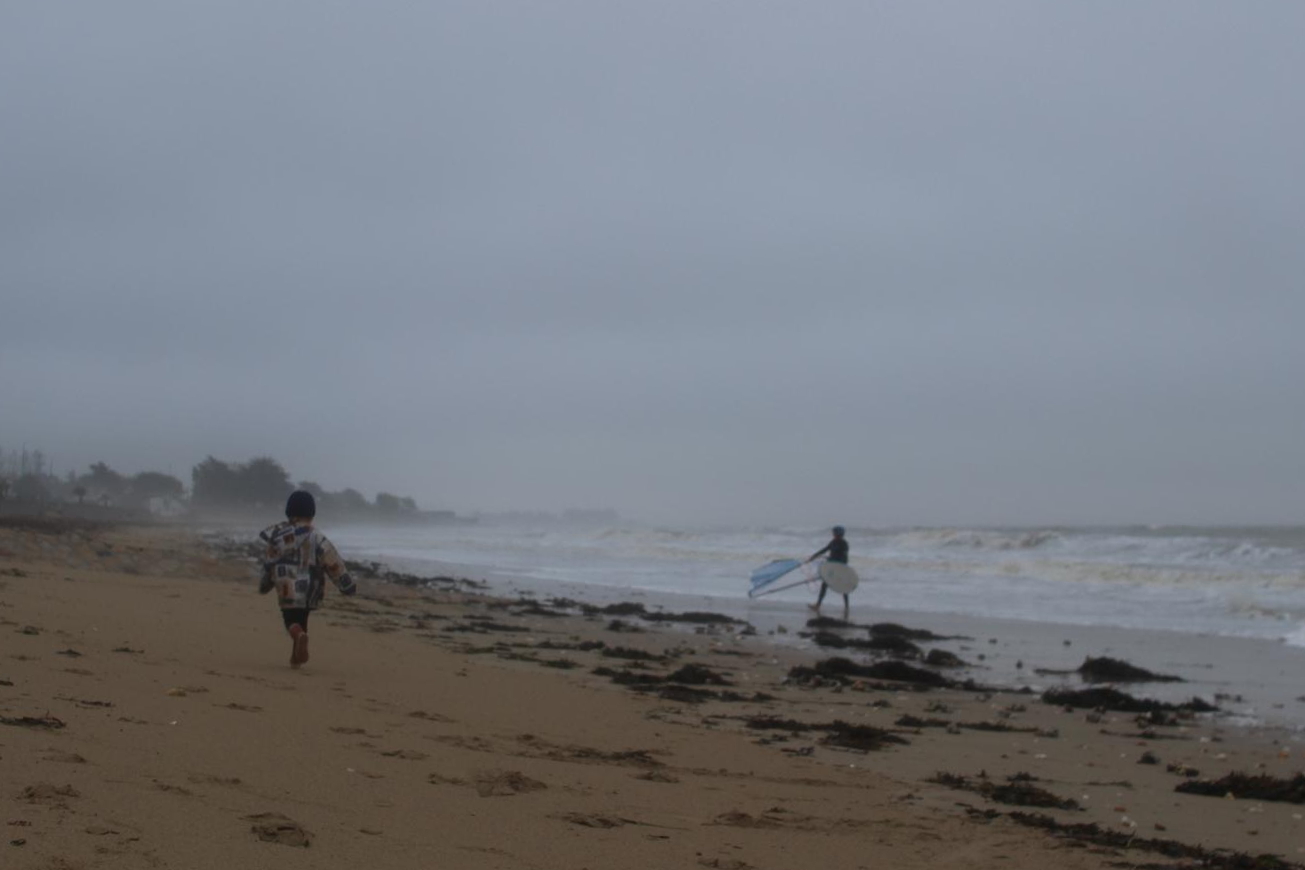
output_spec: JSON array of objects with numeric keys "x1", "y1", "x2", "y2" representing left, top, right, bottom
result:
[{"x1": 281, "y1": 608, "x2": 311, "y2": 631}]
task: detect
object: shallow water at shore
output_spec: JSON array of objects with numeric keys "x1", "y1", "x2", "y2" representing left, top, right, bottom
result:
[
  {"x1": 322, "y1": 527, "x2": 1305, "y2": 733},
  {"x1": 328, "y1": 520, "x2": 1305, "y2": 646}
]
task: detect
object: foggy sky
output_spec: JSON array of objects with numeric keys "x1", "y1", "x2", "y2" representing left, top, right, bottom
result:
[{"x1": 3, "y1": 2, "x2": 1303, "y2": 526}]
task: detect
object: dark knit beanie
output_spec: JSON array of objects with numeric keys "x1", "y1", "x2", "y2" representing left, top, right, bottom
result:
[{"x1": 285, "y1": 490, "x2": 316, "y2": 519}]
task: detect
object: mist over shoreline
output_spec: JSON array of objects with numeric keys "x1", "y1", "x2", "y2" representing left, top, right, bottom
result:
[{"x1": 4, "y1": 3, "x2": 1303, "y2": 529}]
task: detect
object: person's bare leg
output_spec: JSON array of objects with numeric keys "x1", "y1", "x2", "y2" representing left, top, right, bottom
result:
[{"x1": 288, "y1": 623, "x2": 309, "y2": 667}]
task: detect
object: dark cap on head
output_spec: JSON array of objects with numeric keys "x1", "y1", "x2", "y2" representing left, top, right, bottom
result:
[{"x1": 285, "y1": 490, "x2": 316, "y2": 519}]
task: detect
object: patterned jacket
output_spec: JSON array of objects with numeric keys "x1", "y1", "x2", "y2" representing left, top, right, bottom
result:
[{"x1": 257, "y1": 521, "x2": 356, "y2": 609}]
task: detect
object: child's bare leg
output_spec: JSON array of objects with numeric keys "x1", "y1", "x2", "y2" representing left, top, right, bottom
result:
[{"x1": 288, "y1": 623, "x2": 309, "y2": 667}]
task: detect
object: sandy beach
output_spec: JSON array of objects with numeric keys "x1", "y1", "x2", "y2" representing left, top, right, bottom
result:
[{"x1": 2, "y1": 517, "x2": 1303, "y2": 870}]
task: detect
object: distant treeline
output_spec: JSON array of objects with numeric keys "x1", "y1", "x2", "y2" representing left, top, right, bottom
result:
[
  {"x1": 0, "y1": 447, "x2": 424, "y2": 519},
  {"x1": 191, "y1": 455, "x2": 421, "y2": 517}
]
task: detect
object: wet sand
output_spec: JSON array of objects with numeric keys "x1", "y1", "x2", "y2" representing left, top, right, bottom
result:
[{"x1": 2, "y1": 519, "x2": 1303, "y2": 869}]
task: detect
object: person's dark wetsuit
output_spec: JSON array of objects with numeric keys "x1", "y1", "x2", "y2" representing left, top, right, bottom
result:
[
  {"x1": 810, "y1": 536, "x2": 849, "y2": 564},
  {"x1": 808, "y1": 530, "x2": 850, "y2": 611}
]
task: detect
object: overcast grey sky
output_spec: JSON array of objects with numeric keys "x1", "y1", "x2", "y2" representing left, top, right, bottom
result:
[{"x1": 2, "y1": 2, "x2": 1302, "y2": 526}]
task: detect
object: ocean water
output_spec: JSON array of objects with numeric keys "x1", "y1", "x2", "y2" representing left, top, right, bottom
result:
[{"x1": 328, "y1": 521, "x2": 1305, "y2": 646}]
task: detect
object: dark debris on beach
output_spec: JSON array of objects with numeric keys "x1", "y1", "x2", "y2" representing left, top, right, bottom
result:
[
  {"x1": 344, "y1": 560, "x2": 486, "y2": 591},
  {"x1": 1176, "y1": 772, "x2": 1305, "y2": 804},
  {"x1": 739, "y1": 715, "x2": 907, "y2": 751},
  {"x1": 591, "y1": 662, "x2": 771, "y2": 705},
  {"x1": 930, "y1": 771, "x2": 1080, "y2": 810},
  {"x1": 789, "y1": 657, "x2": 955, "y2": 689},
  {"x1": 1042, "y1": 687, "x2": 1216, "y2": 715},
  {"x1": 1045, "y1": 656, "x2": 1185, "y2": 683},
  {"x1": 1001, "y1": 811, "x2": 1304, "y2": 870}
]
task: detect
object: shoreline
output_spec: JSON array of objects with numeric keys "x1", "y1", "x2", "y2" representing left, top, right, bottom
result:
[
  {"x1": 332, "y1": 544, "x2": 1305, "y2": 732},
  {"x1": 3, "y1": 519, "x2": 1304, "y2": 869}
]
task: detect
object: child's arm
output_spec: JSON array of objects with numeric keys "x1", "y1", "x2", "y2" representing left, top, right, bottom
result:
[
  {"x1": 316, "y1": 536, "x2": 357, "y2": 596},
  {"x1": 256, "y1": 524, "x2": 283, "y2": 593}
]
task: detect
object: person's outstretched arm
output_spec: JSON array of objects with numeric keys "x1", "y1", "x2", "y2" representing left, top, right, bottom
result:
[
  {"x1": 316, "y1": 535, "x2": 357, "y2": 596},
  {"x1": 805, "y1": 542, "x2": 832, "y2": 564}
]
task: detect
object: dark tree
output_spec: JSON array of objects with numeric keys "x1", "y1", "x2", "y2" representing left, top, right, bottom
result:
[
  {"x1": 85, "y1": 461, "x2": 127, "y2": 497},
  {"x1": 131, "y1": 471, "x2": 185, "y2": 503},
  {"x1": 191, "y1": 456, "x2": 239, "y2": 506},
  {"x1": 335, "y1": 488, "x2": 369, "y2": 514},
  {"x1": 237, "y1": 457, "x2": 293, "y2": 507}
]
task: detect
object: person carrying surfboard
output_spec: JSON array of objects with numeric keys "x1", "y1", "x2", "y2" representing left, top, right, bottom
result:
[{"x1": 806, "y1": 525, "x2": 852, "y2": 616}]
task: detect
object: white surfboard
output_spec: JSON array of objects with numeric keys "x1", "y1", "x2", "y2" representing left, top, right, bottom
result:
[{"x1": 819, "y1": 561, "x2": 859, "y2": 595}]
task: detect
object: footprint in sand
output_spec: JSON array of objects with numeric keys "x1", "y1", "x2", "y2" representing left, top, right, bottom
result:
[
  {"x1": 346, "y1": 769, "x2": 385, "y2": 780},
  {"x1": 552, "y1": 812, "x2": 638, "y2": 828},
  {"x1": 245, "y1": 812, "x2": 312, "y2": 848},
  {"x1": 152, "y1": 781, "x2": 193, "y2": 796},
  {"x1": 635, "y1": 769, "x2": 680, "y2": 783},
  {"x1": 54, "y1": 695, "x2": 113, "y2": 709},
  {"x1": 2, "y1": 714, "x2": 66, "y2": 730},
  {"x1": 188, "y1": 774, "x2": 243, "y2": 788},
  {"x1": 379, "y1": 749, "x2": 429, "y2": 761},
  {"x1": 18, "y1": 783, "x2": 80, "y2": 809},
  {"x1": 407, "y1": 710, "x2": 454, "y2": 723},
  {"x1": 217, "y1": 703, "x2": 263, "y2": 713},
  {"x1": 42, "y1": 750, "x2": 88, "y2": 764},
  {"x1": 473, "y1": 770, "x2": 547, "y2": 797}
]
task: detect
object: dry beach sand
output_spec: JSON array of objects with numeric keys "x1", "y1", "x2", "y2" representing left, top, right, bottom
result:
[{"x1": 1, "y1": 517, "x2": 1303, "y2": 869}]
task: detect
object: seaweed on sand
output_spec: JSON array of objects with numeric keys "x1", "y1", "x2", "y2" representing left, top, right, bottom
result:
[
  {"x1": 1175, "y1": 772, "x2": 1305, "y2": 804},
  {"x1": 665, "y1": 664, "x2": 733, "y2": 686},
  {"x1": 805, "y1": 631, "x2": 924, "y2": 658},
  {"x1": 821, "y1": 721, "x2": 909, "y2": 752},
  {"x1": 930, "y1": 771, "x2": 1080, "y2": 810},
  {"x1": 868, "y1": 622, "x2": 952, "y2": 640},
  {"x1": 738, "y1": 716, "x2": 907, "y2": 750},
  {"x1": 641, "y1": 610, "x2": 749, "y2": 626},
  {"x1": 1006, "y1": 811, "x2": 1303, "y2": 870},
  {"x1": 1042, "y1": 686, "x2": 1215, "y2": 714},
  {"x1": 1076, "y1": 656, "x2": 1184, "y2": 683},
  {"x1": 790, "y1": 657, "x2": 954, "y2": 688}
]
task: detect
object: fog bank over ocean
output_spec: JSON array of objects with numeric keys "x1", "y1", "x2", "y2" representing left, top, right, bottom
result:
[{"x1": 5, "y1": 3, "x2": 1305, "y2": 530}]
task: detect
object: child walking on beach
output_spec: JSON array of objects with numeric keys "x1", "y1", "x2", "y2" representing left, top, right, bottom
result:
[{"x1": 258, "y1": 491, "x2": 357, "y2": 668}]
